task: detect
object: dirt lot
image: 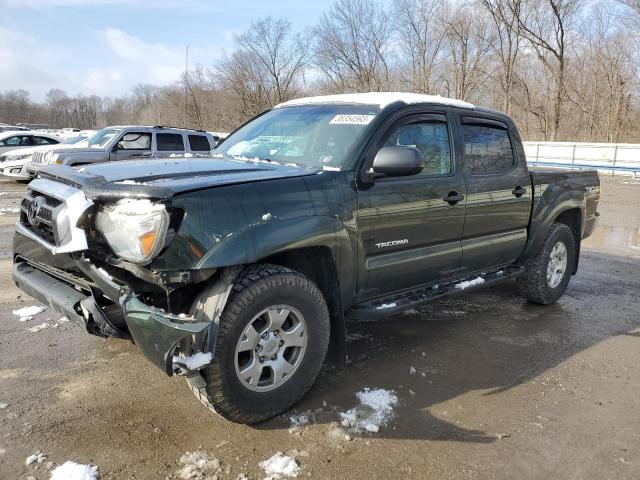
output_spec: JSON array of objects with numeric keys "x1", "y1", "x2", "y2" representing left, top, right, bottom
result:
[{"x1": 1, "y1": 176, "x2": 639, "y2": 480}]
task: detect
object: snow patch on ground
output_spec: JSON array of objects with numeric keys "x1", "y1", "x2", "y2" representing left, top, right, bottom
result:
[
  {"x1": 289, "y1": 413, "x2": 310, "y2": 427},
  {"x1": 26, "y1": 452, "x2": 46, "y2": 465},
  {"x1": 12, "y1": 305, "x2": 45, "y2": 321},
  {"x1": 0, "y1": 207, "x2": 20, "y2": 215},
  {"x1": 259, "y1": 452, "x2": 300, "y2": 478},
  {"x1": 376, "y1": 302, "x2": 397, "y2": 310},
  {"x1": 173, "y1": 352, "x2": 212, "y2": 370},
  {"x1": 454, "y1": 277, "x2": 485, "y2": 290},
  {"x1": 28, "y1": 322, "x2": 52, "y2": 333},
  {"x1": 339, "y1": 388, "x2": 399, "y2": 433},
  {"x1": 50, "y1": 461, "x2": 99, "y2": 480},
  {"x1": 175, "y1": 451, "x2": 222, "y2": 479}
]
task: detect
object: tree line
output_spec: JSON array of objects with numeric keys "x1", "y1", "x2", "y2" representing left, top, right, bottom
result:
[{"x1": 1, "y1": 0, "x2": 638, "y2": 143}]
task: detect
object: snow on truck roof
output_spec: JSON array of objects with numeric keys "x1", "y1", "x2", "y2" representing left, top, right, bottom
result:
[{"x1": 274, "y1": 92, "x2": 475, "y2": 110}]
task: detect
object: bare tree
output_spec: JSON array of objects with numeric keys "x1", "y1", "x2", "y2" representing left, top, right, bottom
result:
[
  {"x1": 564, "y1": 2, "x2": 636, "y2": 141},
  {"x1": 442, "y1": 4, "x2": 494, "y2": 101},
  {"x1": 393, "y1": 0, "x2": 446, "y2": 94},
  {"x1": 479, "y1": 0, "x2": 524, "y2": 114},
  {"x1": 216, "y1": 17, "x2": 309, "y2": 120},
  {"x1": 1, "y1": 0, "x2": 639, "y2": 142},
  {"x1": 510, "y1": 0, "x2": 584, "y2": 140},
  {"x1": 314, "y1": 0, "x2": 391, "y2": 92}
]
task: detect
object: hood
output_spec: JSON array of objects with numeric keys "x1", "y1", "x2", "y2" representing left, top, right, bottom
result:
[
  {"x1": 37, "y1": 155, "x2": 322, "y2": 200},
  {"x1": 43, "y1": 144, "x2": 105, "y2": 155}
]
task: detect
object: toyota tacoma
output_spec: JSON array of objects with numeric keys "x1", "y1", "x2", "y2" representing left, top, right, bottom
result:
[{"x1": 12, "y1": 92, "x2": 600, "y2": 424}]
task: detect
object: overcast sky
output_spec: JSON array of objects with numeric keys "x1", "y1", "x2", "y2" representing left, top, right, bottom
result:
[{"x1": 0, "y1": 0, "x2": 333, "y2": 101}]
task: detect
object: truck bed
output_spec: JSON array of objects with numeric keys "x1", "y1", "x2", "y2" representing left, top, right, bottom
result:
[{"x1": 529, "y1": 167, "x2": 600, "y2": 240}]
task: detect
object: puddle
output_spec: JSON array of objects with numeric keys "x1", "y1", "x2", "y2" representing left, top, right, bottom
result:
[{"x1": 583, "y1": 224, "x2": 640, "y2": 256}]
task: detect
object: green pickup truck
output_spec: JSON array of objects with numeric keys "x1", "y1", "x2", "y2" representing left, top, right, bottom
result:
[{"x1": 12, "y1": 93, "x2": 600, "y2": 424}]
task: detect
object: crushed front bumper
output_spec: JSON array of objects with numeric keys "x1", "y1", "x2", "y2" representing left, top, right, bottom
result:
[{"x1": 12, "y1": 259, "x2": 214, "y2": 375}]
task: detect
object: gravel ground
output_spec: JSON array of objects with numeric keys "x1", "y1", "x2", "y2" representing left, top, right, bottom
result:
[{"x1": 1, "y1": 176, "x2": 639, "y2": 479}]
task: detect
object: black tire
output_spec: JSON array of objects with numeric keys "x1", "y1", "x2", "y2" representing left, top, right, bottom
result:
[
  {"x1": 192, "y1": 264, "x2": 330, "y2": 424},
  {"x1": 517, "y1": 222, "x2": 576, "y2": 305}
]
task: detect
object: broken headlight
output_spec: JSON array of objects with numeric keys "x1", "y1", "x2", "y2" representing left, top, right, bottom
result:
[{"x1": 95, "y1": 199, "x2": 169, "y2": 264}]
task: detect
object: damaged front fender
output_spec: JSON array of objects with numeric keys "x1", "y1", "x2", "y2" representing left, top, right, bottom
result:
[
  {"x1": 122, "y1": 295, "x2": 214, "y2": 375},
  {"x1": 121, "y1": 266, "x2": 242, "y2": 376}
]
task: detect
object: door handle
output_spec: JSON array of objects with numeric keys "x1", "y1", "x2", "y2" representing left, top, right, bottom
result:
[
  {"x1": 442, "y1": 192, "x2": 464, "y2": 205},
  {"x1": 512, "y1": 186, "x2": 527, "y2": 197}
]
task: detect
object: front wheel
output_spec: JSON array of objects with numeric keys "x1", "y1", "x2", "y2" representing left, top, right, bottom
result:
[
  {"x1": 190, "y1": 264, "x2": 330, "y2": 424},
  {"x1": 517, "y1": 222, "x2": 576, "y2": 305}
]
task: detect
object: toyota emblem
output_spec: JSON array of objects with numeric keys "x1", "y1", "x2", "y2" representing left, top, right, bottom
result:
[{"x1": 27, "y1": 196, "x2": 43, "y2": 226}]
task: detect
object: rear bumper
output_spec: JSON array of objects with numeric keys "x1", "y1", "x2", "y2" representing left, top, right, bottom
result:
[{"x1": 12, "y1": 258, "x2": 213, "y2": 375}]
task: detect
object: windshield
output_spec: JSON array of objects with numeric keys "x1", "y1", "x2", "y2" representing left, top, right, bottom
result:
[
  {"x1": 87, "y1": 128, "x2": 122, "y2": 148},
  {"x1": 214, "y1": 105, "x2": 379, "y2": 169}
]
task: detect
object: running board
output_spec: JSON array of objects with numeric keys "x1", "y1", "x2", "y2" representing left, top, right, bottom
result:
[{"x1": 347, "y1": 266, "x2": 524, "y2": 321}]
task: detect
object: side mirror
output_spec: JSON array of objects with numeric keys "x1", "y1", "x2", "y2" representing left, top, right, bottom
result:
[{"x1": 372, "y1": 146, "x2": 424, "y2": 177}]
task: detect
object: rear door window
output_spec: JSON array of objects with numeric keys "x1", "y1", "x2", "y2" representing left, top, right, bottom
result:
[
  {"x1": 462, "y1": 125, "x2": 514, "y2": 175},
  {"x1": 32, "y1": 136, "x2": 59, "y2": 145},
  {"x1": 157, "y1": 133, "x2": 185, "y2": 152},
  {"x1": 188, "y1": 135, "x2": 211, "y2": 151}
]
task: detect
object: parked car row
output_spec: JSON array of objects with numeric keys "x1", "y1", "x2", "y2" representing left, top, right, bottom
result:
[
  {"x1": 0, "y1": 126, "x2": 221, "y2": 181},
  {"x1": 0, "y1": 123, "x2": 32, "y2": 133}
]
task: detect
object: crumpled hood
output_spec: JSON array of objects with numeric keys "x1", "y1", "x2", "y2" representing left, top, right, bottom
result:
[{"x1": 38, "y1": 155, "x2": 321, "y2": 199}]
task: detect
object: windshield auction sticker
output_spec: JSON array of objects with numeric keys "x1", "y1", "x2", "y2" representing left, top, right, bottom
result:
[{"x1": 329, "y1": 114, "x2": 376, "y2": 125}]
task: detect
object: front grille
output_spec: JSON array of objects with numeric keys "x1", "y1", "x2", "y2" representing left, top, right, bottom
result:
[
  {"x1": 32, "y1": 151, "x2": 45, "y2": 164},
  {"x1": 39, "y1": 207, "x2": 53, "y2": 222},
  {"x1": 20, "y1": 189, "x2": 65, "y2": 246},
  {"x1": 17, "y1": 178, "x2": 92, "y2": 254}
]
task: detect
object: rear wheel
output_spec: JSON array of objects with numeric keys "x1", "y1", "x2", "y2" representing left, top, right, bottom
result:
[
  {"x1": 517, "y1": 222, "x2": 576, "y2": 305},
  {"x1": 189, "y1": 264, "x2": 330, "y2": 424}
]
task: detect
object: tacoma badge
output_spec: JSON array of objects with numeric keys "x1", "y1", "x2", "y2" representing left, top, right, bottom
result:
[{"x1": 375, "y1": 239, "x2": 409, "y2": 248}]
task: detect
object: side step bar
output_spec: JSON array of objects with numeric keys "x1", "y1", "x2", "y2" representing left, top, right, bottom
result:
[{"x1": 347, "y1": 266, "x2": 524, "y2": 320}]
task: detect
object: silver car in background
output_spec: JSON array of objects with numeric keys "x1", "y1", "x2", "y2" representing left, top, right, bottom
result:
[{"x1": 28, "y1": 126, "x2": 217, "y2": 177}]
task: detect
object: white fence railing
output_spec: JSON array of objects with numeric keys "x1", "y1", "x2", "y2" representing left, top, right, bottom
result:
[{"x1": 523, "y1": 141, "x2": 640, "y2": 177}]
